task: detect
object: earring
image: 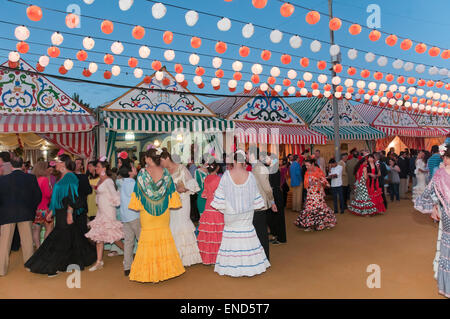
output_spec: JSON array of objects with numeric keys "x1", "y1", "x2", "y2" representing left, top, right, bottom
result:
[{"x1": 100, "y1": 171, "x2": 106, "y2": 177}]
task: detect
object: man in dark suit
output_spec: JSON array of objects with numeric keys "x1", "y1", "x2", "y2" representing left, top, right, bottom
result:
[
  {"x1": 397, "y1": 151, "x2": 410, "y2": 199},
  {"x1": 0, "y1": 156, "x2": 42, "y2": 276}
]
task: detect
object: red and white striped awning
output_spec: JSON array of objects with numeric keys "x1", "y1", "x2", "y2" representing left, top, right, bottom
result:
[
  {"x1": 375, "y1": 126, "x2": 450, "y2": 137},
  {"x1": 0, "y1": 114, "x2": 97, "y2": 133},
  {"x1": 39, "y1": 131, "x2": 95, "y2": 159},
  {"x1": 234, "y1": 122, "x2": 326, "y2": 145}
]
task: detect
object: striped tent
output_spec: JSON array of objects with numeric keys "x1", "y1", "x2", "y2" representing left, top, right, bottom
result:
[{"x1": 290, "y1": 98, "x2": 385, "y2": 140}]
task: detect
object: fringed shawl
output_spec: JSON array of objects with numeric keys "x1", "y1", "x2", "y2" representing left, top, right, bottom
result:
[
  {"x1": 134, "y1": 168, "x2": 176, "y2": 216},
  {"x1": 49, "y1": 172, "x2": 79, "y2": 215},
  {"x1": 304, "y1": 166, "x2": 325, "y2": 189}
]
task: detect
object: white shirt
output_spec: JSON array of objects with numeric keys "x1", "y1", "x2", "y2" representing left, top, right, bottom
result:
[{"x1": 329, "y1": 165, "x2": 343, "y2": 187}]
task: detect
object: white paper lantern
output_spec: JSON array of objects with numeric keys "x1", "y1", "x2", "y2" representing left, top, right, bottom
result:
[
  {"x1": 287, "y1": 86, "x2": 296, "y2": 95},
  {"x1": 193, "y1": 76, "x2": 202, "y2": 85},
  {"x1": 39, "y1": 55, "x2": 49, "y2": 67},
  {"x1": 51, "y1": 32, "x2": 64, "y2": 46},
  {"x1": 392, "y1": 59, "x2": 403, "y2": 69},
  {"x1": 111, "y1": 65, "x2": 121, "y2": 76},
  {"x1": 175, "y1": 73, "x2": 184, "y2": 83},
  {"x1": 416, "y1": 88, "x2": 424, "y2": 96},
  {"x1": 408, "y1": 87, "x2": 416, "y2": 95},
  {"x1": 446, "y1": 109, "x2": 450, "y2": 114},
  {"x1": 289, "y1": 35, "x2": 302, "y2": 49},
  {"x1": 405, "y1": 101, "x2": 411, "y2": 108},
  {"x1": 419, "y1": 104, "x2": 425, "y2": 111},
  {"x1": 331, "y1": 76, "x2": 341, "y2": 85},
  {"x1": 441, "y1": 94, "x2": 448, "y2": 101},
  {"x1": 251, "y1": 63, "x2": 263, "y2": 75},
  {"x1": 259, "y1": 83, "x2": 268, "y2": 91},
  {"x1": 242, "y1": 23, "x2": 254, "y2": 38},
  {"x1": 310, "y1": 40, "x2": 321, "y2": 53},
  {"x1": 88, "y1": 62, "x2": 98, "y2": 73},
  {"x1": 372, "y1": 95, "x2": 380, "y2": 102},
  {"x1": 211, "y1": 78, "x2": 220, "y2": 87},
  {"x1": 344, "y1": 79, "x2": 353, "y2": 87},
  {"x1": 412, "y1": 103, "x2": 418, "y2": 109},
  {"x1": 426, "y1": 105, "x2": 432, "y2": 112},
  {"x1": 83, "y1": 0, "x2": 95, "y2": 4},
  {"x1": 152, "y1": 3, "x2": 167, "y2": 19},
  {"x1": 389, "y1": 84, "x2": 397, "y2": 92},
  {"x1": 334, "y1": 91, "x2": 342, "y2": 98},
  {"x1": 439, "y1": 68, "x2": 448, "y2": 76},
  {"x1": 83, "y1": 37, "x2": 95, "y2": 50},
  {"x1": 155, "y1": 71, "x2": 164, "y2": 81},
  {"x1": 217, "y1": 17, "x2": 231, "y2": 32},
  {"x1": 15, "y1": 26, "x2": 30, "y2": 41},
  {"x1": 189, "y1": 54, "x2": 200, "y2": 65},
  {"x1": 428, "y1": 66, "x2": 438, "y2": 75},
  {"x1": 433, "y1": 92, "x2": 441, "y2": 100},
  {"x1": 426, "y1": 90, "x2": 433, "y2": 98},
  {"x1": 119, "y1": 0, "x2": 133, "y2": 11},
  {"x1": 300, "y1": 88, "x2": 308, "y2": 96},
  {"x1": 415, "y1": 64, "x2": 425, "y2": 73},
  {"x1": 345, "y1": 92, "x2": 352, "y2": 99},
  {"x1": 64, "y1": 59, "x2": 73, "y2": 70},
  {"x1": 133, "y1": 68, "x2": 143, "y2": 78},
  {"x1": 228, "y1": 79, "x2": 237, "y2": 89},
  {"x1": 363, "y1": 94, "x2": 371, "y2": 101},
  {"x1": 111, "y1": 41, "x2": 124, "y2": 55},
  {"x1": 244, "y1": 81, "x2": 253, "y2": 91},
  {"x1": 270, "y1": 30, "x2": 283, "y2": 43},
  {"x1": 356, "y1": 80, "x2": 365, "y2": 89},
  {"x1": 438, "y1": 107, "x2": 444, "y2": 113},
  {"x1": 8, "y1": 51, "x2": 20, "y2": 63},
  {"x1": 377, "y1": 56, "x2": 387, "y2": 67},
  {"x1": 313, "y1": 89, "x2": 320, "y2": 97},
  {"x1": 138, "y1": 46, "x2": 150, "y2": 58},
  {"x1": 403, "y1": 62, "x2": 414, "y2": 72},
  {"x1": 274, "y1": 85, "x2": 282, "y2": 93},
  {"x1": 379, "y1": 83, "x2": 387, "y2": 91},
  {"x1": 380, "y1": 96, "x2": 388, "y2": 104},
  {"x1": 347, "y1": 48, "x2": 357, "y2": 60},
  {"x1": 164, "y1": 49, "x2": 175, "y2": 61},
  {"x1": 232, "y1": 61, "x2": 243, "y2": 72},
  {"x1": 396, "y1": 100, "x2": 403, "y2": 107},
  {"x1": 212, "y1": 57, "x2": 222, "y2": 69},
  {"x1": 185, "y1": 10, "x2": 199, "y2": 27},
  {"x1": 365, "y1": 52, "x2": 375, "y2": 63},
  {"x1": 324, "y1": 91, "x2": 331, "y2": 98},
  {"x1": 398, "y1": 86, "x2": 406, "y2": 93},
  {"x1": 389, "y1": 98, "x2": 396, "y2": 106},
  {"x1": 368, "y1": 82, "x2": 377, "y2": 90},
  {"x1": 270, "y1": 67, "x2": 280, "y2": 77},
  {"x1": 303, "y1": 72, "x2": 312, "y2": 81},
  {"x1": 329, "y1": 44, "x2": 340, "y2": 56},
  {"x1": 287, "y1": 70, "x2": 297, "y2": 80}
]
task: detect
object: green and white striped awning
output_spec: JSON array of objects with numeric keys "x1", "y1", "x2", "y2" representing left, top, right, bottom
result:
[
  {"x1": 104, "y1": 111, "x2": 233, "y2": 132},
  {"x1": 310, "y1": 125, "x2": 385, "y2": 140}
]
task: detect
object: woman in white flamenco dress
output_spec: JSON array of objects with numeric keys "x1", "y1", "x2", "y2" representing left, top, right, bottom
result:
[{"x1": 412, "y1": 151, "x2": 429, "y2": 202}]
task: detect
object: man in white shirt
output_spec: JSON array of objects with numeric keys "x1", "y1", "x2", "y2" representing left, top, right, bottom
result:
[{"x1": 327, "y1": 159, "x2": 344, "y2": 214}]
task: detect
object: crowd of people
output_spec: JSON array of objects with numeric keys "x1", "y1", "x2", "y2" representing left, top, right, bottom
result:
[{"x1": 0, "y1": 141, "x2": 448, "y2": 297}]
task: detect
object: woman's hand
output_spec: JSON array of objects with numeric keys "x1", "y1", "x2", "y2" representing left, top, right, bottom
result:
[
  {"x1": 431, "y1": 205, "x2": 440, "y2": 222},
  {"x1": 176, "y1": 185, "x2": 186, "y2": 193},
  {"x1": 271, "y1": 203, "x2": 278, "y2": 213},
  {"x1": 46, "y1": 212, "x2": 53, "y2": 223}
]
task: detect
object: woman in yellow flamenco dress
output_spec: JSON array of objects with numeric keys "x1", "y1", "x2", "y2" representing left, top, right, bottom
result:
[{"x1": 128, "y1": 148, "x2": 185, "y2": 283}]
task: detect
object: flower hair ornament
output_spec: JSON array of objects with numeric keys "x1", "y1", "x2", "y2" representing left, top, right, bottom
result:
[
  {"x1": 155, "y1": 148, "x2": 163, "y2": 156},
  {"x1": 57, "y1": 149, "x2": 65, "y2": 156},
  {"x1": 146, "y1": 144, "x2": 156, "y2": 151},
  {"x1": 118, "y1": 151, "x2": 128, "y2": 160},
  {"x1": 439, "y1": 144, "x2": 447, "y2": 156},
  {"x1": 99, "y1": 155, "x2": 107, "y2": 162}
]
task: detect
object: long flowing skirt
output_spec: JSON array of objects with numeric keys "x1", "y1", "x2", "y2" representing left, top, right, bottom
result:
[
  {"x1": 437, "y1": 210, "x2": 450, "y2": 298},
  {"x1": 197, "y1": 209, "x2": 225, "y2": 265},
  {"x1": 349, "y1": 176, "x2": 379, "y2": 216},
  {"x1": 412, "y1": 173, "x2": 427, "y2": 202}
]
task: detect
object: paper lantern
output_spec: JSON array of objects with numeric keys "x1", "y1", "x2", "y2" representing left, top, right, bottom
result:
[
  {"x1": 439, "y1": 68, "x2": 448, "y2": 76},
  {"x1": 429, "y1": 47, "x2": 440, "y2": 57},
  {"x1": 65, "y1": 13, "x2": 80, "y2": 29},
  {"x1": 303, "y1": 72, "x2": 312, "y2": 81},
  {"x1": 385, "y1": 34, "x2": 397, "y2": 46},
  {"x1": 356, "y1": 80, "x2": 366, "y2": 89},
  {"x1": 174, "y1": 64, "x2": 183, "y2": 73},
  {"x1": 317, "y1": 60, "x2": 326, "y2": 70},
  {"x1": 252, "y1": 0, "x2": 267, "y2": 9},
  {"x1": 281, "y1": 54, "x2": 291, "y2": 64},
  {"x1": 84, "y1": 0, "x2": 95, "y2": 4},
  {"x1": 344, "y1": 79, "x2": 353, "y2": 87},
  {"x1": 39, "y1": 55, "x2": 49, "y2": 67},
  {"x1": 333, "y1": 64, "x2": 343, "y2": 73},
  {"x1": 104, "y1": 54, "x2": 114, "y2": 65},
  {"x1": 215, "y1": 41, "x2": 227, "y2": 54},
  {"x1": 270, "y1": 29, "x2": 283, "y2": 43},
  {"x1": 374, "y1": 72, "x2": 383, "y2": 80},
  {"x1": 162, "y1": 77, "x2": 171, "y2": 86},
  {"x1": 189, "y1": 54, "x2": 200, "y2": 65},
  {"x1": 82, "y1": 69, "x2": 92, "y2": 77},
  {"x1": 415, "y1": 43, "x2": 427, "y2": 54},
  {"x1": 329, "y1": 44, "x2": 340, "y2": 56},
  {"x1": 242, "y1": 23, "x2": 254, "y2": 38},
  {"x1": 82, "y1": 37, "x2": 95, "y2": 50},
  {"x1": 128, "y1": 57, "x2": 138, "y2": 68},
  {"x1": 88, "y1": 62, "x2": 98, "y2": 73},
  {"x1": 251, "y1": 64, "x2": 263, "y2": 75},
  {"x1": 102, "y1": 70, "x2": 111, "y2": 79},
  {"x1": 399, "y1": 39, "x2": 412, "y2": 51},
  {"x1": 289, "y1": 35, "x2": 302, "y2": 49},
  {"x1": 369, "y1": 30, "x2": 381, "y2": 41},
  {"x1": 334, "y1": 91, "x2": 342, "y2": 98},
  {"x1": 270, "y1": 67, "x2": 280, "y2": 77},
  {"x1": 283, "y1": 79, "x2": 292, "y2": 86},
  {"x1": 117, "y1": 0, "x2": 133, "y2": 10},
  {"x1": 385, "y1": 74, "x2": 394, "y2": 83},
  {"x1": 347, "y1": 48, "x2": 357, "y2": 60},
  {"x1": 47, "y1": 46, "x2": 60, "y2": 58},
  {"x1": 428, "y1": 66, "x2": 438, "y2": 75},
  {"x1": 163, "y1": 31, "x2": 173, "y2": 44},
  {"x1": 318, "y1": 74, "x2": 327, "y2": 83},
  {"x1": 193, "y1": 76, "x2": 202, "y2": 85},
  {"x1": 215, "y1": 69, "x2": 224, "y2": 78},
  {"x1": 300, "y1": 57, "x2": 309, "y2": 67},
  {"x1": 407, "y1": 87, "x2": 416, "y2": 95},
  {"x1": 274, "y1": 85, "x2": 282, "y2": 93},
  {"x1": 101, "y1": 20, "x2": 114, "y2": 34},
  {"x1": 287, "y1": 70, "x2": 297, "y2": 80},
  {"x1": 133, "y1": 68, "x2": 143, "y2": 78},
  {"x1": 305, "y1": 11, "x2": 320, "y2": 24},
  {"x1": 261, "y1": 50, "x2": 271, "y2": 61},
  {"x1": 280, "y1": 2, "x2": 294, "y2": 17},
  {"x1": 392, "y1": 59, "x2": 403, "y2": 69},
  {"x1": 436, "y1": 81, "x2": 444, "y2": 89},
  {"x1": 191, "y1": 37, "x2": 201, "y2": 49},
  {"x1": 217, "y1": 17, "x2": 231, "y2": 31},
  {"x1": 185, "y1": 10, "x2": 199, "y2": 27},
  {"x1": 228, "y1": 79, "x2": 237, "y2": 89},
  {"x1": 243, "y1": 82, "x2": 252, "y2": 92},
  {"x1": 427, "y1": 81, "x2": 435, "y2": 88},
  {"x1": 151, "y1": 60, "x2": 162, "y2": 71},
  {"x1": 377, "y1": 56, "x2": 387, "y2": 67},
  {"x1": 250, "y1": 74, "x2": 259, "y2": 84},
  {"x1": 310, "y1": 40, "x2": 321, "y2": 53},
  {"x1": 164, "y1": 50, "x2": 175, "y2": 61},
  {"x1": 51, "y1": 32, "x2": 64, "y2": 46},
  {"x1": 180, "y1": 80, "x2": 188, "y2": 88},
  {"x1": 349, "y1": 24, "x2": 361, "y2": 35},
  {"x1": 59, "y1": 65, "x2": 67, "y2": 75},
  {"x1": 8, "y1": 51, "x2": 20, "y2": 63},
  {"x1": 368, "y1": 82, "x2": 377, "y2": 90},
  {"x1": 234, "y1": 72, "x2": 242, "y2": 81},
  {"x1": 139, "y1": 45, "x2": 150, "y2": 58},
  {"x1": 211, "y1": 78, "x2": 220, "y2": 87},
  {"x1": 197, "y1": 82, "x2": 205, "y2": 89},
  {"x1": 15, "y1": 26, "x2": 30, "y2": 41},
  {"x1": 332, "y1": 76, "x2": 341, "y2": 85},
  {"x1": 442, "y1": 50, "x2": 450, "y2": 59},
  {"x1": 300, "y1": 87, "x2": 308, "y2": 95},
  {"x1": 132, "y1": 26, "x2": 145, "y2": 40},
  {"x1": 287, "y1": 86, "x2": 296, "y2": 95},
  {"x1": 36, "y1": 63, "x2": 44, "y2": 73},
  {"x1": 232, "y1": 61, "x2": 243, "y2": 72},
  {"x1": 16, "y1": 42, "x2": 29, "y2": 54},
  {"x1": 259, "y1": 83, "x2": 268, "y2": 92},
  {"x1": 403, "y1": 62, "x2": 414, "y2": 72},
  {"x1": 417, "y1": 88, "x2": 425, "y2": 95},
  {"x1": 155, "y1": 71, "x2": 164, "y2": 81},
  {"x1": 27, "y1": 5, "x2": 42, "y2": 21},
  {"x1": 347, "y1": 67, "x2": 356, "y2": 76},
  {"x1": 265, "y1": 76, "x2": 274, "y2": 85},
  {"x1": 111, "y1": 65, "x2": 120, "y2": 76},
  {"x1": 360, "y1": 69, "x2": 370, "y2": 78},
  {"x1": 152, "y1": 3, "x2": 167, "y2": 19},
  {"x1": 297, "y1": 80, "x2": 305, "y2": 88},
  {"x1": 209, "y1": 57, "x2": 221, "y2": 69},
  {"x1": 388, "y1": 84, "x2": 397, "y2": 92},
  {"x1": 239, "y1": 46, "x2": 250, "y2": 57},
  {"x1": 329, "y1": 17, "x2": 341, "y2": 31},
  {"x1": 365, "y1": 52, "x2": 375, "y2": 63},
  {"x1": 111, "y1": 41, "x2": 124, "y2": 55},
  {"x1": 323, "y1": 83, "x2": 331, "y2": 91},
  {"x1": 63, "y1": 59, "x2": 73, "y2": 70}
]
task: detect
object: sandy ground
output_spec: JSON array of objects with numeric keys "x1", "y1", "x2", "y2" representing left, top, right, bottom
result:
[{"x1": 0, "y1": 198, "x2": 444, "y2": 299}]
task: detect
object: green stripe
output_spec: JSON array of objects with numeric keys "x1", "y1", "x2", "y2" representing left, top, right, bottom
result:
[
  {"x1": 311, "y1": 125, "x2": 385, "y2": 140},
  {"x1": 290, "y1": 98, "x2": 328, "y2": 124}
]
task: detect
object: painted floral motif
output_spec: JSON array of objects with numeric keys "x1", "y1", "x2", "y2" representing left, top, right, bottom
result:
[
  {"x1": 374, "y1": 109, "x2": 418, "y2": 127},
  {"x1": 311, "y1": 99, "x2": 367, "y2": 126}
]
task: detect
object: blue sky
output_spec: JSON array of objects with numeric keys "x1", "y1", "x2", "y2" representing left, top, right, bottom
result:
[{"x1": 1, "y1": 0, "x2": 449, "y2": 107}]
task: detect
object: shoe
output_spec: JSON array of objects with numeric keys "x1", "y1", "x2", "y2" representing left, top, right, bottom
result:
[
  {"x1": 271, "y1": 240, "x2": 281, "y2": 245},
  {"x1": 48, "y1": 272, "x2": 59, "y2": 278},
  {"x1": 89, "y1": 261, "x2": 104, "y2": 272},
  {"x1": 124, "y1": 269, "x2": 130, "y2": 277},
  {"x1": 107, "y1": 251, "x2": 119, "y2": 257}
]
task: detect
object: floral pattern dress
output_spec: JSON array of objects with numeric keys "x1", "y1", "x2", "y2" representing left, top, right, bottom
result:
[
  {"x1": 294, "y1": 174, "x2": 337, "y2": 231},
  {"x1": 348, "y1": 168, "x2": 378, "y2": 217}
]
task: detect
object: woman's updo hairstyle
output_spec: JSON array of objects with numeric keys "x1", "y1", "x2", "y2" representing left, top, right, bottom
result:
[
  {"x1": 206, "y1": 161, "x2": 221, "y2": 174},
  {"x1": 160, "y1": 150, "x2": 172, "y2": 161},
  {"x1": 59, "y1": 154, "x2": 76, "y2": 172},
  {"x1": 98, "y1": 159, "x2": 113, "y2": 177},
  {"x1": 145, "y1": 148, "x2": 161, "y2": 166},
  {"x1": 233, "y1": 150, "x2": 246, "y2": 163}
]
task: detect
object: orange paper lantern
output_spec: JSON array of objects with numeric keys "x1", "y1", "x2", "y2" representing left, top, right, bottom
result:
[
  {"x1": 47, "y1": 46, "x2": 60, "y2": 58},
  {"x1": 128, "y1": 57, "x2": 138, "y2": 68},
  {"x1": 163, "y1": 31, "x2": 173, "y2": 44},
  {"x1": 104, "y1": 54, "x2": 114, "y2": 65},
  {"x1": 441, "y1": 50, "x2": 450, "y2": 59},
  {"x1": 162, "y1": 77, "x2": 171, "y2": 86},
  {"x1": 233, "y1": 72, "x2": 242, "y2": 81},
  {"x1": 27, "y1": 5, "x2": 42, "y2": 22},
  {"x1": 417, "y1": 79, "x2": 426, "y2": 86},
  {"x1": 104, "y1": 71, "x2": 112, "y2": 79},
  {"x1": 311, "y1": 82, "x2": 318, "y2": 90},
  {"x1": 300, "y1": 57, "x2": 309, "y2": 68},
  {"x1": 251, "y1": 74, "x2": 260, "y2": 84},
  {"x1": 65, "y1": 13, "x2": 80, "y2": 29},
  {"x1": 333, "y1": 64, "x2": 342, "y2": 73},
  {"x1": 347, "y1": 87, "x2": 354, "y2": 94},
  {"x1": 82, "y1": 69, "x2": 92, "y2": 77},
  {"x1": 180, "y1": 80, "x2": 188, "y2": 88},
  {"x1": 374, "y1": 72, "x2": 383, "y2": 80},
  {"x1": 361, "y1": 69, "x2": 370, "y2": 78},
  {"x1": 280, "y1": 2, "x2": 295, "y2": 17},
  {"x1": 305, "y1": 11, "x2": 320, "y2": 24},
  {"x1": 397, "y1": 76, "x2": 405, "y2": 84},
  {"x1": 16, "y1": 41, "x2": 29, "y2": 54},
  {"x1": 385, "y1": 74, "x2": 394, "y2": 82},
  {"x1": 261, "y1": 50, "x2": 271, "y2": 61},
  {"x1": 369, "y1": 30, "x2": 381, "y2": 41},
  {"x1": 324, "y1": 84, "x2": 331, "y2": 91},
  {"x1": 195, "y1": 66, "x2": 205, "y2": 76},
  {"x1": 317, "y1": 60, "x2": 326, "y2": 70},
  {"x1": 436, "y1": 81, "x2": 444, "y2": 88},
  {"x1": 348, "y1": 24, "x2": 361, "y2": 35},
  {"x1": 268, "y1": 76, "x2": 276, "y2": 85},
  {"x1": 174, "y1": 64, "x2": 183, "y2": 73},
  {"x1": 58, "y1": 66, "x2": 67, "y2": 75},
  {"x1": 297, "y1": 80, "x2": 305, "y2": 88},
  {"x1": 395, "y1": 93, "x2": 402, "y2": 99},
  {"x1": 190, "y1": 37, "x2": 201, "y2": 49},
  {"x1": 407, "y1": 77, "x2": 416, "y2": 85},
  {"x1": 151, "y1": 60, "x2": 162, "y2": 71},
  {"x1": 132, "y1": 26, "x2": 145, "y2": 40},
  {"x1": 143, "y1": 76, "x2": 152, "y2": 84},
  {"x1": 386, "y1": 91, "x2": 393, "y2": 98},
  {"x1": 36, "y1": 63, "x2": 44, "y2": 72},
  {"x1": 239, "y1": 46, "x2": 250, "y2": 57},
  {"x1": 101, "y1": 20, "x2": 114, "y2": 34},
  {"x1": 428, "y1": 47, "x2": 440, "y2": 57},
  {"x1": 347, "y1": 67, "x2": 356, "y2": 76},
  {"x1": 415, "y1": 43, "x2": 427, "y2": 54},
  {"x1": 400, "y1": 39, "x2": 412, "y2": 50},
  {"x1": 281, "y1": 54, "x2": 291, "y2": 65},
  {"x1": 215, "y1": 41, "x2": 227, "y2": 54},
  {"x1": 329, "y1": 17, "x2": 341, "y2": 31},
  {"x1": 215, "y1": 69, "x2": 224, "y2": 78},
  {"x1": 427, "y1": 80, "x2": 435, "y2": 87},
  {"x1": 385, "y1": 34, "x2": 397, "y2": 46},
  {"x1": 252, "y1": 0, "x2": 267, "y2": 9},
  {"x1": 76, "y1": 50, "x2": 87, "y2": 61},
  {"x1": 283, "y1": 79, "x2": 292, "y2": 87},
  {"x1": 198, "y1": 82, "x2": 205, "y2": 89}
]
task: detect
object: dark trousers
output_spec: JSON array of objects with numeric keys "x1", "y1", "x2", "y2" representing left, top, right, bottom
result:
[
  {"x1": 389, "y1": 183, "x2": 400, "y2": 201},
  {"x1": 342, "y1": 185, "x2": 349, "y2": 209},
  {"x1": 267, "y1": 206, "x2": 287, "y2": 243},
  {"x1": 331, "y1": 186, "x2": 345, "y2": 213},
  {"x1": 10, "y1": 227, "x2": 20, "y2": 251},
  {"x1": 190, "y1": 194, "x2": 200, "y2": 224},
  {"x1": 381, "y1": 185, "x2": 388, "y2": 209},
  {"x1": 253, "y1": 209, "x2": 269, "y2": 261}
]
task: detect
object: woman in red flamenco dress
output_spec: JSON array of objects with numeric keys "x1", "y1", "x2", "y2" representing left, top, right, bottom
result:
[{"x1": 366, "y1": 154, "x2": 386, "y2": 213}]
